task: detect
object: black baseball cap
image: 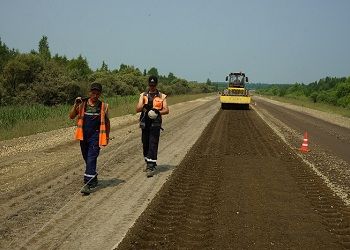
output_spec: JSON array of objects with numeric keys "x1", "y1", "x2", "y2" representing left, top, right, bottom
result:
[
  {"x1": 90, "y1": 82, "x2": 102, "y2": 92},
  {"x1": 148, "y1": 75, "x2": 158, "y2": 85}
]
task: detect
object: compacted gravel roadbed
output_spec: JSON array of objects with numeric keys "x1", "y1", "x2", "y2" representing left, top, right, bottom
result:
[
  {"x1": 118, "y1": 108, "x2": 350, "y2": 249},
  {"x1": 1, "y1": 95, "x2": 349, "y2": 249},
  {"x1": 0, "y1": 96, "x2": 219, "y2": 249}
]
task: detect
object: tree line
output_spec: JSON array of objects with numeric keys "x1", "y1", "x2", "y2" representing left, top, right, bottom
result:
[
  {"x1": 0, "y1": 36, "x2": 218, "y2": 106},
  {"x1": 255, "y1": 76, "x2": 350, "y2": 109}
]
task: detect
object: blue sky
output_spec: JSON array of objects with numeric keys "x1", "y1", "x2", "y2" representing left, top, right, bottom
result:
[{"x1": 1, "y1": 0, "x2": 349, "y2": 83}]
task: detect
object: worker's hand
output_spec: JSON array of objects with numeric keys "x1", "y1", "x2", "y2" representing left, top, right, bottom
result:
[
  {"x1": 152, "y1": 109, "x2": 160, "y2": 115},
  {"x1": 143, "y1": 104, "x2": 152, "y2": 112},
  {"x1": 75, "y1": 97, "x2": 83, "y2": 105}
]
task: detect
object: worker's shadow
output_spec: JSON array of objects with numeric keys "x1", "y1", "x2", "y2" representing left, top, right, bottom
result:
[
  {"x1": 91, "y1": 178, "x2": 125, "y2": 193},
  {"x1": 153, "y1": 164, "x2": 175, "y2": 176}
]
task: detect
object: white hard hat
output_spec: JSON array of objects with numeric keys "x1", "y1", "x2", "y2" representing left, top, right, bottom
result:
[{"x1": 148, "y1": 109, "x2": 158, "y2": 119}]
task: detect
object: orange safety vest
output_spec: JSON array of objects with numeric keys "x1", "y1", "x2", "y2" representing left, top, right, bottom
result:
[
  {"x1": 75, "y1": 101, "x2": 109, "y2": 147},
  {"x1": 142, "y1": 91, "x2": 166, "y2": 110}
]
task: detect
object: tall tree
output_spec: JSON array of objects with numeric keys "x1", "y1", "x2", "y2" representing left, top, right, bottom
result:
[
  {"x1": 67, "y1": 55, "x2": 91, "y2": 81},
  {"x1": 3, "y1": 54, "x2": 44, "y2": 92},
  {"x1": 168, "y1": 72, "x2": 176, "y2": 82},
  {"x1": 119, "y1": 63, "x2": 128, "y2": 71},
  {"x1": 52, "y1": 53, "x2": 68, "y2": 66},
  {"x1": 147, "y1": 67, "x2": 158, "y2": 77},
  {"x1": 0, "y1": 38, "x2": 17, "y2": 72},
  {"x1": 38, "y1": 35, "x2": 51, "y2": 60},
  {"x1": 100, "y1": 60, "x2": 109, "y2": 71}
]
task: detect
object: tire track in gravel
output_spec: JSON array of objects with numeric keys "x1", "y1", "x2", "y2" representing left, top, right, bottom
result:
[{"x1": 118, "y1": 108, "x2": 349, "y2": 249}]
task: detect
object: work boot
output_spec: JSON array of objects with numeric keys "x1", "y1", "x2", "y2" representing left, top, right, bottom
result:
[
  {"x1": 146, "y1": 168, "x2": 154, "y2": 178},
  {"x1": 89, "y1": 178, "x2": 98, "y2": 189},
  {"x1": 144, "y1": 161, "x2": 157, "y2": 172},
  {"x1": 146, "y1": 163, "x2": 155, "y2": 178},
  {"x1": 81, "y1": 185, "x2": 91, "y2": 195}
]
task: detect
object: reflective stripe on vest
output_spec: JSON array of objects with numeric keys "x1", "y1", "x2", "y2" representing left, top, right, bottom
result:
[{"x1": 75, "y1": 101, "x2": 109, "y2": 147}]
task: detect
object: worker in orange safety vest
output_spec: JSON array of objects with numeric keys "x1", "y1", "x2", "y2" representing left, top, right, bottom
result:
[
  {"x1": 136, "y1": 75, "x2": 169, "y2": 177},
  {"x1": 69, "y1": 82, "x2": 110, "y2": 195}
]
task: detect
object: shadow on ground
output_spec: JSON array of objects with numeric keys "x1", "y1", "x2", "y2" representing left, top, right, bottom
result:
[
  {"x1": 153, "y1": 164, "x2": 175, "y2": 176},
  {"x1": 92, "y1": 178, "x2": 125, "y2": 193}
]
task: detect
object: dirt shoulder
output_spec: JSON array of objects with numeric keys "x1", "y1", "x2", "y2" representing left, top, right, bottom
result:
[
  {"x1": 252, "y1": 95, "x2": 350, "y2": 206},
  {"x1": 0, "y1": 95, "x2": 219, "y2": 249}
]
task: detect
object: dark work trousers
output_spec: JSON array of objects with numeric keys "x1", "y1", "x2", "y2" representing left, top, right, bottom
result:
[
  {"x1": 142, "y1": 126, "x2": 161, "y2": 165},
  {"x1": 80, "y1": 131, "x2": 100, "y2": 185}
]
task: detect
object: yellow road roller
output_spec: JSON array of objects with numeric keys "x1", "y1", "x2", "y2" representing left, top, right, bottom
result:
[{"x1": 220, "y1": 72, "x2": 251, "y2": 109}]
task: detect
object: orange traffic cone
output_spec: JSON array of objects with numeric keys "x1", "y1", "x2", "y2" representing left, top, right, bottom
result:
[{"x1": 300, "y1": 131, "x2": 310, "y2": 153}]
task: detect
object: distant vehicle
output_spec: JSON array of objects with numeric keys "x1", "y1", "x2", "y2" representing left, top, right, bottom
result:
[{"x1": 220, "y1": 72, "x2": 251, "y2": 109}]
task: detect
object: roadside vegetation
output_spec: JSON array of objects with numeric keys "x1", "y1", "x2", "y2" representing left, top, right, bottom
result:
[
  {"x1": 254, "y1": 77, "x2": 350, "y2": 117},
  {"x1": 0, "y1": 36, "x2": 217, "y2": 106},
  {"x1": 0, "y1": 36, "x2": 218, "y2": 140},
  {"x1": 0, "y1": 93, "x2": 214, "y2": 141}
]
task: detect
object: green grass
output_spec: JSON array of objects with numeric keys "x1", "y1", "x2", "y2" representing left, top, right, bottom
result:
[
  {"x1": 0, "y1": 93, "x2": 215, "y2": 141},
  {"x1": 166, "y1": 93, "x2": 215, "y2": 105},
  {"x1": 256, "y1": 94, "x2": 350, "y2": 118}
]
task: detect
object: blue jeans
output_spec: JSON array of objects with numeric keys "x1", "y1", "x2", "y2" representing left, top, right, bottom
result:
[
  {"x1": 142, "y1": 126, "x2": 161, "y2": 166},
  {"x1": 80, "y1": 132, "x2": 100, "y2": 184}
]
